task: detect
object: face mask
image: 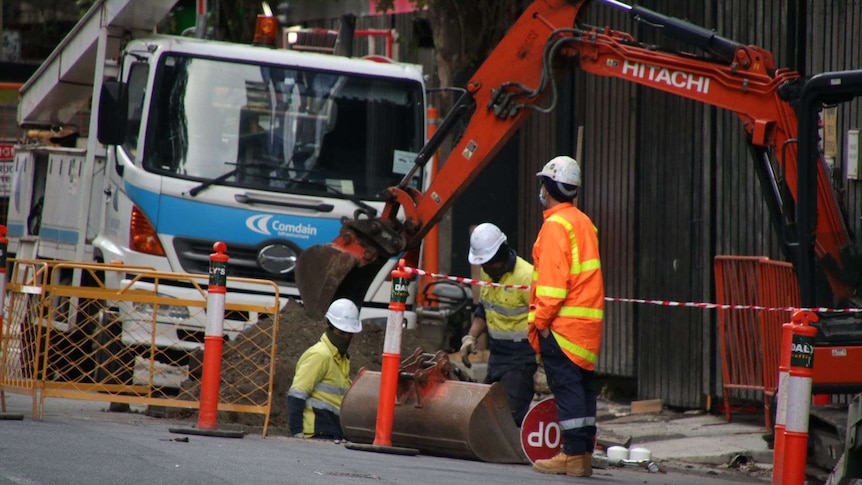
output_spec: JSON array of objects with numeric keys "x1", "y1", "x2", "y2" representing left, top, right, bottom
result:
[
  {"x1": 326, "y1": 327, "x2": 353, "y2": 356},
  {"x1": 482, "y1": 248, "x2": 515, "y2": 282},
  {"x1": 538, "y1": 186, "x2": 548, "y2": 209},
  {"x1": 484, "y1": 262, "x2": 508, "y2": 282}
]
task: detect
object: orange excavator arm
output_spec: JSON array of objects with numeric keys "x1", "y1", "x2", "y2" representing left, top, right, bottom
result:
[
  {"x1": 296, "y1": 0, "x2": 860, "y2": 317},
  {"x1": 296, "y1": 0, "x2": 587, "y2": 317},
  {"x1": 557, "y1": 4, "x2": 859, "y2": 303}
]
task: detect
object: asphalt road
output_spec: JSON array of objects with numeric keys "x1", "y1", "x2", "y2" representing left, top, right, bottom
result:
[{"x1": 0, "y1": 394, "x2": 766, "y2": 485}]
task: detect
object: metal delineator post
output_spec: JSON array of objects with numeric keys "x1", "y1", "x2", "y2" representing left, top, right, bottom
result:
[
  {"x1": 169, "y1": 242, "x2": 243, "y2": 438},
  {"x1": 195, "y1": 0, "x2": 208, "y2": 39},
  {"x1": 345, "y1": 259, "x2": 419, "y2": 455}
]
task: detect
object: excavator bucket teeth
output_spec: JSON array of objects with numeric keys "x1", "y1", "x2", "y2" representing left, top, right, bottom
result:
[
  {"x1": 341, "y1": 368, "x2": 528, "y2": 464},
  {"x1": 295, "y1": 244, "x2": 360, "y2": 320}
]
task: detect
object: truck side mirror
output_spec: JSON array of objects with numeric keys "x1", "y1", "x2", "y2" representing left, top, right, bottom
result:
[{"x1": 97, "y1": 80, "x2": 128, "y2": 146}]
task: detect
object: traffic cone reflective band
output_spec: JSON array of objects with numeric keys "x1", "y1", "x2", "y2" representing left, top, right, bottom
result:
[
  {"x1": 780, "y1": 310, "x2": 818, "y2": 485},
  {"x1": 771, "y1": 322, "x2": 794, "y2": 485}
]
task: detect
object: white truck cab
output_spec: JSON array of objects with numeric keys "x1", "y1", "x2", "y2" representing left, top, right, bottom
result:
[{"x1": 8, "y1": 0, "x2": 426, "y2": 384}]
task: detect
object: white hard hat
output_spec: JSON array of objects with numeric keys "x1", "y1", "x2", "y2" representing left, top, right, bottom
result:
[
  {"x1": 536, "y1": 155, "x2": 581, "y2": 187},
  {"x1": 325, "y1": 298, "x2": 362, "y2": 333},
  {"x1": 468, "y1": 223, "x2": 507, "y2": 265}
]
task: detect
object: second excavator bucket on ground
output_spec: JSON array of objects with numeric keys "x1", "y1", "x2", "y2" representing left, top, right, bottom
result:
[{"x1": 340, "y1": 350, "x2": 528, "y2": 464}]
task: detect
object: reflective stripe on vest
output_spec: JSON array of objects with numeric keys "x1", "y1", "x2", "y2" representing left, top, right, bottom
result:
[
  {"x1": 531, "y1": 286, "x2": 604, "y2": 320},
  {"x1": 315, "y1": 382, "x2": 347, "y2": 396},
  {"x1": 482, "y1": 300, "x2": 529, "y2": 317},
  {"x1": 532, "y1": 215, "x2": 604, "y2": 321},
  {"x1": 558, "y1": 306, "x2": 604, "y2": 319},
  {"x1": 534, "y1": 285, "x2": 567, "y2": 299},
  {"x1": 553, "y1": 329, "x2": 599, "y2": 365},
  {"x1": 307, "y1": 397, "x2": 341, "y2": 415},
  {"x1": 547, "y1": 214, "x2": 602, "y2": 275},
  {"x1": 488, "y1": 328, "x2": 529, "y2": 341}
]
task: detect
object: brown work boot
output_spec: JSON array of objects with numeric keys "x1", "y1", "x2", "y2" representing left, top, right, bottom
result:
[
  {"x1": 584, "y1": 452, "x2": 593, "y2": 477},
  {"x1": 532, "y1": 452, "x2": 588, "y2": 476}
]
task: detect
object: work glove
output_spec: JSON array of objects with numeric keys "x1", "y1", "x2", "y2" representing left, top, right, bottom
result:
[
  {"x1": 533, "y1": 364, "x2": 551, "y2": 396},
  {"x1": 460, "y1": 334, "x2": 478, "y2": 368}
]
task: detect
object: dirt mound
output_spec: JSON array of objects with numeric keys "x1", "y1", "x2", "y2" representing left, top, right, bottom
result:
[{"x1": 195, "y1": 298, "x2": 443, "y2": 430}]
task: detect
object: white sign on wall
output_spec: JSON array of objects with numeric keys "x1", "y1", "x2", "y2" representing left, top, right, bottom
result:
[
  {"x1": 847, "y1": 129, "x2": 860, "y2": 181},
  {"x1": 0, "y1": 143, "x2": 14, "y2": 197}
]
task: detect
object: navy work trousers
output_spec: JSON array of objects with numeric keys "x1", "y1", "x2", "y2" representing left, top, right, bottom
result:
[
  {"x1": 539, "y1": 332, "x2": 597, "y2": 455},
  {"x1": 486, "y1": 362, "x2": 538, "y2": 426}
]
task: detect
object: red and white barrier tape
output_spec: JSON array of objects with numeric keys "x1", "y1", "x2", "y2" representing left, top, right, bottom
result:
[
  {"x1": 404, "y1": 266, "x2": 530, "y2": 290},
  {"x1": 404, "y1": 266, "x2": 862, "y2": 314}
]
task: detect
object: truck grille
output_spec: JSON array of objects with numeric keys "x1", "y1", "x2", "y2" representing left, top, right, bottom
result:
[{"x1": 173, "y1": 237, "x2": 296, "y2": 286}]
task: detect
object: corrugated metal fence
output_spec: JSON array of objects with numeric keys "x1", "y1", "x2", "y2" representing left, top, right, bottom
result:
[{"x1": 240, "y1": 0, "x2": 862, "y2": 409}]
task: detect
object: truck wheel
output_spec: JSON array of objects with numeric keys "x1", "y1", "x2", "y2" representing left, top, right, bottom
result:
[
  {"x1": 93, "y1": 309, "x2": 134, "y2": 386},
  {"x1": 90, "y1": 307, "x2": 136, "y2": 413}
]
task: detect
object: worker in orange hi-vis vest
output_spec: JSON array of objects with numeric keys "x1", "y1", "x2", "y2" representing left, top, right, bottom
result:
[{"x1": 528, "y1": 156, "x2": 604, "y2": 479}]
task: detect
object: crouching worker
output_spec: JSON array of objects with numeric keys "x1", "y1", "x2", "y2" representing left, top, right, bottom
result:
[{"x1": 287, "y1": 298, "x2": 362, "y2": 440}]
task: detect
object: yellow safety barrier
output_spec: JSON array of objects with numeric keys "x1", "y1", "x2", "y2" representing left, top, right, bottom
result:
[
  {"x1": 1, "y1": 260, "x2": 280, "y2": 435},
  {"x1": 0, "y1": 259, "x2": 50, "y2": 417}
]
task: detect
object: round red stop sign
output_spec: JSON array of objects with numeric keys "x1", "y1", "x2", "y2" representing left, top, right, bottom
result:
[
  {"x1": 0, "y1": 143, "x2": 14, "y2": 161},
  {"x1": 520, "y1": 397, "x2": 562, "y2": 464}
]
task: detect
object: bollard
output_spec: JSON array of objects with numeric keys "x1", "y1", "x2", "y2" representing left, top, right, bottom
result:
[
  {"x1": 198, "y1": 242, "x2": 229, "y2": 430},
  {"x1": 781, "y1": 310, "x2": 818, "y2": 485},
  {"x1": 373, "y1": 260, "x2": 411, "y2": 446},
  {"x1": 169, "y1": 242, "x2": 242, "y2": 438},
  {"x1": 772, "y1": 321, "x2": 794, "y2": 485},
  {"x1": 345, "y1": 259, "x2": 418, "y2": 455},
  {"x1": 0, "y1": 225, "x2": 24, "y2": 419}
]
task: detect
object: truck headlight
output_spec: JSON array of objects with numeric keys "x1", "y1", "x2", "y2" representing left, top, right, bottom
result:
[{"x1": 132, "y1": 296, "x2": 191, "y2": 320}]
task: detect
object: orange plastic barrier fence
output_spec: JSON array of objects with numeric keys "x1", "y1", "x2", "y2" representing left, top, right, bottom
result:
[
  {"x1": 756, "y1": 259, "x2": 800, "y2": 426},
  {"x1": 714, "y1": 256, "x2": 799, "y2": 427}
]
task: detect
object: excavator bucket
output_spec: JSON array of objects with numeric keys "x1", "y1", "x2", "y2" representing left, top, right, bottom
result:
[
  {"x1": 340, "y1": 349, "x2": 528, "y2": 464},
  {"x1": 294, "y1": 244, "x2": 359, "y2": 319},
  {"x1": 295, "y1": 236, "x2": 390, "y2": 319}
]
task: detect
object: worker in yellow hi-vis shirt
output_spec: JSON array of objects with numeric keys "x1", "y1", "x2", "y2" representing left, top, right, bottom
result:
[
  {"x1": 287, "y1": 298, "x2": 362, "y2": 440},
  {"x1": 460, "y1": 222, "x2": 537, "y2": 427}
]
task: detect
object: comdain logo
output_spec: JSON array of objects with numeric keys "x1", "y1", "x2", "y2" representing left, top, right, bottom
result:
[
  {"x1": 246, "y1": 214, "x2": 272, "y2": 235},
  {"x1": 244, "y1": 214, "x2": 318, "y2": 239}
]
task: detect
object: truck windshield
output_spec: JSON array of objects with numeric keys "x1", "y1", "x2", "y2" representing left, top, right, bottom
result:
[{"x1": 143, "y1": 55, "x2": 424, "y2": 199}]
